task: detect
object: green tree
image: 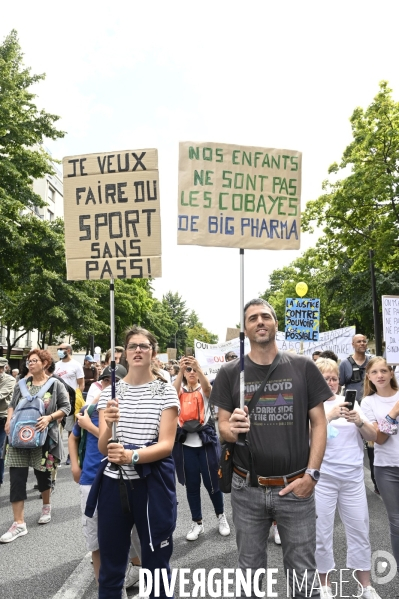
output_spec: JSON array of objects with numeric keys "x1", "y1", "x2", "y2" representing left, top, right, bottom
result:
[
  {"x1": 261, "y1": 248, "x2": 399, "y2": 341},
  {"x1": 91, "y1": 278, "x2": 154, "y2": 351},
  {"x1": 0, "y1": 29, "x2": 64, "y2": 286},
  {"x1": 0, "y1": 218, "x2": 105, "y2": 358},
  {"x1": 186, "y1": 310, "x2": 218, "y2": 347},
  {"x1": 162, "y1": 292, "x2": 189, "y2": 355},
  {"x1": 142, "y1": 298, "x2": 178, "y2": 353},
  {"x1": 261, "y1": 248, "x2": 343, "y2": 332},
  {"x1": 302, "y1": 81, "x2": 399, "y2": 272}
]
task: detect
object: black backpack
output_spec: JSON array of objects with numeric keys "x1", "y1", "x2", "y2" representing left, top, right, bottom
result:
[{"x1": 347, "y1": 356, "x2": 369, "y2": 384}]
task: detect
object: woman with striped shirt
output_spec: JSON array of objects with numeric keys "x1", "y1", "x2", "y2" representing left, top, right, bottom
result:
[{"x1": 94, "y1": 326, "x2": 179, "y2": 599}]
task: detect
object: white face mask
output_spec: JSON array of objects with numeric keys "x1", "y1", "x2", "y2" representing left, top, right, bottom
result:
[
  {"x1": 57, "y1": 350, "x2": 67, "y2": 359},
  {"x1": 0, "y1": 371, "x2": 4, "y2": 381}
]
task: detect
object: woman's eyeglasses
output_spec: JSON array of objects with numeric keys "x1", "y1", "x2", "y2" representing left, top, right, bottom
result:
[
  {"x1": 28, "y1": 359, "x2": 40, "y2": 365},
  {"x1": 186, "y1": 367, "x2": 197, "y2": 373},
  {"x1": 324, "y1": 377, "x2": 338, "y2": 383},
  {"x1": 126, "y1": 343, "x2": 153, "y2": 352}
]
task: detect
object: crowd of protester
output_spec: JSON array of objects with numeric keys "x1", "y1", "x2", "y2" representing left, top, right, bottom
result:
[{"x1": 0, "y1": 318, "x2": 398, "y2": 599}]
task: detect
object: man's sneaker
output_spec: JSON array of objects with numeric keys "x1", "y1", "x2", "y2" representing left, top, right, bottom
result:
[
  {"x1": 121, "y1": 586, "x2": 128, "y2": 599},
  {"x1": 320, "y1": 586, "x2": 334, "y2": 599},
  {"x1": 65, "y1": 455, "x2": 71, "y2": 465},
  {"x1": 272, "y1": 523, "x2": 281, "y2": 545},
  {"x1": 186, "y1": 521, "x2": 204, "y2": 541},
  {"x1": 358, "y1": 586, "x2": 382, "y2": 599},
  {"x1": 38, "y1": 504, "x2": 52, "y2": 524},
  {"x1": 0, "y1": 522, "x2": 28, "y2": 543},
  {"x1": 218, "y1": 513, "x2": 231, "y2": 537},
  {"x1": 125, "y1": 563, "x2": 141, "y2": 588}
]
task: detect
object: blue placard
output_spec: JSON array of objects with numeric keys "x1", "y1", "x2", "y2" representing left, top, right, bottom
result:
[{"x1": 285, "y1": 298, "x2": 320, "y2": 341}]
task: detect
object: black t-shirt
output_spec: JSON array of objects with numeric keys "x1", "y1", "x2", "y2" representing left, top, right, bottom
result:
[{"x1": 210, "y1": 352, "x2": 332, "y2": 476}]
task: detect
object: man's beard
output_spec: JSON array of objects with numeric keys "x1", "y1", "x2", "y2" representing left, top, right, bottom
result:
[{"x1": 253, "y1": 329, "x2": 275, "y2": 345}]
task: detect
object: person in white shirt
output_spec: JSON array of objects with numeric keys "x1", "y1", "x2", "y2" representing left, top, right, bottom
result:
[
  {"x1": 361, "y1": 357, "x2": 399, "y2": 573},
  {"x1": 314, "y1": 358, "x2": 380, "y2": 599},
  {"x1": 54, "y1": 344, "x2": 84, "y2": 392},
  {"x1": 55, "y1": 344, "x2": 84, "y2": 463}
]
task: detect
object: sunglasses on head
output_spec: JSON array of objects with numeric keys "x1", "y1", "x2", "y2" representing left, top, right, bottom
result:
[{"x1": 185, "y1": 367, "x2": 196, "y2": 373}]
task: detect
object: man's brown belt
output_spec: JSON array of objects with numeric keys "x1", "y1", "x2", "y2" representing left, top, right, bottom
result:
[{"x1": 233, "y1": 466, "x2": 305, "y2": 487}]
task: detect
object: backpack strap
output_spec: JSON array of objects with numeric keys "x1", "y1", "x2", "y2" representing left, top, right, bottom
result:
[{"x1": 18, "y1": 377, "x2": 55, "y2": 403}]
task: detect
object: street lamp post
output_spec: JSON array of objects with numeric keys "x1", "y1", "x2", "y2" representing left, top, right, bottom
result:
[{"x1": 369, "y1": 250, "x2": 382, "y2": 356}]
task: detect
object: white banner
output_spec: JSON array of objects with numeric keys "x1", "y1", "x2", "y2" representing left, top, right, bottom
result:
[
  {"x1": 382, "y1": 295, "x2": 399, "y2": 364},
  {"x1": 276, "y1": 326, "x2": 355, "y2": 359},
  {"x1": 194, "y1": 338, "x2": 250, "y2": 381},
  {"x1": 195, "y1": 326, "x2": 355, "y2": 380}
]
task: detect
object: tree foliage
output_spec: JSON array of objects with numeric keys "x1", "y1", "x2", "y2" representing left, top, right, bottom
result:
[
  {"x1": 0, "y1": 30, "x2": 218, "y2": 359},
  {"x1": 0, "y1": 30, "x2": 64, "y2": 285},
  {"x1": 303, "y1": 81, "x2": 399, "y2": 272}
]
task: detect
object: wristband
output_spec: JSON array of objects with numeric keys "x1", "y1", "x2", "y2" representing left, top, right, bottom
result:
[
  {"x1": 131, "y1": 450, "x2": 140, "y2": 464},
  {"x1": 386, "y1": 414, "x2": 398, "y2": 425},
  {"x1": 378, "y1": 419, "x2": 398, "y2": 435},
  {"x1": 356, "y1": 419, "x2": 364, "y2": 429}
]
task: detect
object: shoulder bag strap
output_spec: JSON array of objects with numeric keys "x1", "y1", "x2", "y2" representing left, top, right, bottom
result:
[
  {"x1": 246, "y1": 351, "x2": 282, "y2": 415},
  {"x1": 244, "y1": 351, "x2": 282, "y2": 487}
]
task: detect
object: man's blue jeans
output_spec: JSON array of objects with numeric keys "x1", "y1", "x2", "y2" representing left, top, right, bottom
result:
[
  {"x1": 231, "y1": 472, "x2": 320, "y2": 598},
  {"x1": 0, "y1": 418, "x2": 6, "y2": 484}
]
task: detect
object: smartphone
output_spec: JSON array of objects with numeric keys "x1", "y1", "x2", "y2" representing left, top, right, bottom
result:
[
  {"x1": 344, "y1": 389, "x2": 357, "y2": 410},
  {"x1": 185, "y1": 347, "x2": 194, "y2": 357}
]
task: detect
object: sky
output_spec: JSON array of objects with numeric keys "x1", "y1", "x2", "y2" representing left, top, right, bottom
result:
[{"x1": 2, "y1": 1, "x2": 399, "y2": 342}]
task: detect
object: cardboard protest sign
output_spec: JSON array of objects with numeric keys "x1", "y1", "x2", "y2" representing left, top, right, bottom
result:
[
  {"x1": 178, "y1": 142, "x2": 301, "y2": 250},
  {"x1": 382, "y1": 295, "x2": 399, "y2": 364},
  {"x1": 46, "y1": 346, "x2": 60, "y2": 363},
  {"x1": 63, "y1": 149, "x2": 161, "y2": 280},
  {"x1": 285, "y1": 298, "x2": 320, "y2": 342}
]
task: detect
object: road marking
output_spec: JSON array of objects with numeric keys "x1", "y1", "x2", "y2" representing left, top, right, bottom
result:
[{"x1": 51, "y1": 552, "x2": 94, "y2": 599}]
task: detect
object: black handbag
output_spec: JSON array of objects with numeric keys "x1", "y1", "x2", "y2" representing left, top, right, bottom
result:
[{"x1": 217, "y1": 352, "x2": 282, "y2": 493}]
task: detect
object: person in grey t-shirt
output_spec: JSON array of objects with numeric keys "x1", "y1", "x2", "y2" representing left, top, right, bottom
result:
[{"x1": 339, "y1": 334, "x2": 370, "y2": 398}]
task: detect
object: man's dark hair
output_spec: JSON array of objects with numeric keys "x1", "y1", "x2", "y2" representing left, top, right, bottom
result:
[
  {"x1": 312, "y1": 351, "x2": 322, "y2": 359},
  {"x1": 319, "y1": 350, "x2": 338, "y2": 363},
  {"x1": 244, "y1": 298, "x2": 277, "y2": 322},
  {"x1": 47, "y1": 360, "x2": 56, "y2": 373}
]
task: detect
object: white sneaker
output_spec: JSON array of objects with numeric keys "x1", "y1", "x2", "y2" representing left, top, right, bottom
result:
[
  {"x1": 125, "y1": 563, "x2": 141, "y2": 588},
  {"x1": 320, "y1": 586, "x2": 334, "y2": 599},
  {"x1": 0, "y1": 522, "x2": 28, "y2": 543},
  {"x1": 121, "y1": 586, "x2": 128, "y2": 599},
  {"x1": 358, "y1": 586, "x2": 382, "y2": 599},
  {"x1": 218, "y1": 513, "x2": 231, "y2": 537},
  {"x1": 38, "y1": 504, "x2": 52, "y2": 524},
  {"x1": 186, "y1": 521, "x2": 204, "y2": 541},
  {"x1": 272, "y1": 523, "x2": 281, "y2": 545}
]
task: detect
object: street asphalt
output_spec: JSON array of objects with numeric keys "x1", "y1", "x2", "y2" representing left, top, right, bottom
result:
[{"x1": 0, "y1": 434, "x2": 397, "y2": 599}]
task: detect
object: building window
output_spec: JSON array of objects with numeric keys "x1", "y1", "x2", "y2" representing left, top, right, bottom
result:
[
  {"x1": 47, "y1": 209, "x2": 54, "y2": 221},
  {"x1": 48, "y1": 186, "x2": 55, "y2": 203}
]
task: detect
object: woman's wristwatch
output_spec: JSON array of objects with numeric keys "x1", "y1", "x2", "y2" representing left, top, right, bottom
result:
[
  {"x1": 356, "y1": 419, "x2": 365, "y2": 428},
  {"x1": 131, "y1": 450, "x2": 140, "y2": 465}
]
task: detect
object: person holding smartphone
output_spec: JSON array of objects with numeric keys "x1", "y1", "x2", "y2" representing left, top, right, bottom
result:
[
  {"x1": 172, "y1": 354, "x2": 231, "y2": 541},
  {"x1": 314, "y1": 358, "x2": 380, "y2": 599}
]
